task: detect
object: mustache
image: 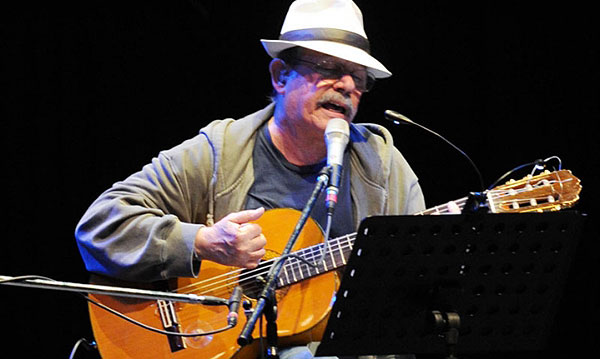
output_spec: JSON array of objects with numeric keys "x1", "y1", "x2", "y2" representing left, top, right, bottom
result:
[{"x1": 317, "y1": 92, "x2": 357, "y2": 118}]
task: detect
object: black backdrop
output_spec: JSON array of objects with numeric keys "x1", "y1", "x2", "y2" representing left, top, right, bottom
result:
[{"x1": 2, "y1": 1, "x2": 598, "y2": 357}]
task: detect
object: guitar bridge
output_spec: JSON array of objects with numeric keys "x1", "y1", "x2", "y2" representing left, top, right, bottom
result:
[
  {"x1": 164, "y1": 325, "x2": 186, "y2": 352},
  {"x1": 157, "y1": 300, "x2": 186, "y2": 352}
]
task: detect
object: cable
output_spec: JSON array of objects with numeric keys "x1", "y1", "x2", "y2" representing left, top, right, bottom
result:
[
  {"x1": 309, "y1": 212, "x2": 333, "y2": 266},
  {"x1": 487, "y1": 160, "x2": 541, "y2": 190},
  {"x1": 487, "y1": 156, "x2": 563, "y2": 190},
  {"x1": 82, "y1": 294, "x2": 233, "y2": 337},
  {"x1": 0, "y1": 274, "x2": 55, "y2": 284},
  {"x1": 68, "y1": 338, "x2": 97, "y2": 359},
  {"x1": 266, "y1": 212, "x2": 334, "y2": 279},
  {"x1": 1, "y1": 274, "x2": 233, "y2": 338},
  {"x1": 384, "y1": 110, "x2": 486, "y2": 192}
]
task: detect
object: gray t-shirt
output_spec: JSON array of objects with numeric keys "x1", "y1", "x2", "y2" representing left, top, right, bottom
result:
[{"x1": 245, "y1": 123, "x2": 355, "y2": 239}]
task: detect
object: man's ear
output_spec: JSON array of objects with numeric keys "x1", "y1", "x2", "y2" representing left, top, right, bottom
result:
[{"x1": 269, "y1": 59, "x2": 290, "y2": 94}]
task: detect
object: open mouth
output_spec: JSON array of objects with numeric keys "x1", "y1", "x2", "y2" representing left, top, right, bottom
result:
[{"x1": 320, "y1": 101, "x2": 347, "y2": 116}]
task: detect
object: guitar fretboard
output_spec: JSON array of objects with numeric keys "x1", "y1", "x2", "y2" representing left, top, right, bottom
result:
[
  {"x1": 275, "y1": 233, "x2": 356, "y2": 288},
  {"x1": 272, "y1": 200, "x2": 470, "y2": 288}
]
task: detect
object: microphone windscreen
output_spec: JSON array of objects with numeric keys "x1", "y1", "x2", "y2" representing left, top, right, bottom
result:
[{"x1": 325, "y1": 118, "x2": 350, "y2": 167}]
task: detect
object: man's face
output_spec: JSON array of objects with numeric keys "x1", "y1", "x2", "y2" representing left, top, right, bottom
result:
[{"x1": 278, "y1": 49, "x2": 369, "y2": 137}]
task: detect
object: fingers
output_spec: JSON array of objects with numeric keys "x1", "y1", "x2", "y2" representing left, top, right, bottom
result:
[
  {"x1": 225, "y1": 231, "x2": 266, "y2": 269},
  {"x1": 225, "y1": 208, "x2": 266, "y2": 268},
  {"x1": 244, "y1": 234, "x2": 267, "y2": 269},
  {"x1": 237, "y1": 222, "x2": 262, "y2": 239},
  {"x1": 194, "y1": 208, "x2": 268, "y2": 269},
  {"x1": 227, "y1": 207, "x2": 265, "y2": 224}
]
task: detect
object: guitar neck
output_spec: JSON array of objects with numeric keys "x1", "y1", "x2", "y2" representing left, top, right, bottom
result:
[
  {"x1": 275, "y1": 168, "x2": 582, "y2": 288},
  {"x1": 275, "y1": 197, "x2": 470, "y2": 288},
  {"x1": 275, "y1": 232, "x2": 356, "y2": 288},
  {"x1": 413, "y1": 196, "x2": 470, "y2": 215},
  {"x1": 277, "y1": 233, "x2": 356, "y2": 287}
]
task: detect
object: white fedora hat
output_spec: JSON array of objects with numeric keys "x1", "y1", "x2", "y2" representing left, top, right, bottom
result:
[{"x1": 260, "y1": 0, "x2": 392, "y2": 79}]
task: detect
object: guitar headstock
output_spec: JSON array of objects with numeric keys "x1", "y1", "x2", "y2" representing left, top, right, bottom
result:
[{"x1": 487, "y1": 169, "x2": 582, "y2": 213}]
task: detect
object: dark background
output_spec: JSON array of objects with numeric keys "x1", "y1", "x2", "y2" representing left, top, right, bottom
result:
[{"x1": 2, "y1": 1, "x2": 598, "y2": 357}]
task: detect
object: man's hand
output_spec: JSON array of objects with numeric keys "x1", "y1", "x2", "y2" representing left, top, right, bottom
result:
[{"x1": 194, "y1": 207, "x2": 267, "y2": 269}]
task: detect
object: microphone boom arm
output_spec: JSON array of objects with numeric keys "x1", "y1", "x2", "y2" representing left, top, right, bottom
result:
[{"x1": 384, "y1": 110, "x2": 485, "y2": 193}]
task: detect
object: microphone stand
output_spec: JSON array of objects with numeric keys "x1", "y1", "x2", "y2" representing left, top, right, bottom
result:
[
  {"x1": 237, "y1": 167, "x2": 330, "y2": 358},
  {"x1": 0, "y1": 275, "x2": 228, "y2": 305}
]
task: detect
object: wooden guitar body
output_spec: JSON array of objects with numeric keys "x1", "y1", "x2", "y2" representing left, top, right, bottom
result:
[{"x1": 88, "y1": 208, "x2": 338, "y2": 359}]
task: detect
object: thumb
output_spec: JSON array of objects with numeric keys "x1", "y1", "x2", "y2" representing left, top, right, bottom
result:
[{"x1": 227, "y1": 207, "x2": 265, "y2": 224}]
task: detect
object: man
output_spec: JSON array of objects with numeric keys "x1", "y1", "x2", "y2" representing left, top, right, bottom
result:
[{"x1": 76, "y1": 0, "x2": 425, "y2": 358}]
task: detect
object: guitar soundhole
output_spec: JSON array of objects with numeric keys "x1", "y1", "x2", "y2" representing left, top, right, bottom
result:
[
  {"x1": 238, "y1": 259, "x2": 291, "y2": 301},
  {"x1": 238, "y1": 261, "x2": 272, "y2": 299}
]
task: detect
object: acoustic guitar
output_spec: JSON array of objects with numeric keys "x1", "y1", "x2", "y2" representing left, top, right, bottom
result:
[{"x1": 87, "y1": 169, "x2": 581, "y2": 359}]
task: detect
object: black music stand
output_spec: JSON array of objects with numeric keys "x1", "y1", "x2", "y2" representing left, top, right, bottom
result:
[{"x1": 316, "y1": 211, "x2": 585, "y2": 358}]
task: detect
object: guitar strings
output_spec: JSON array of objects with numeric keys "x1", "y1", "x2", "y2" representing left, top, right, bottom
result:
[
  {"x1": 174, "y1": 175, "x2": 570, "y2": 297},
  {"x1": 174, "y1": 234, "x2": 354, "y2": 294},
  {"x1": 175, "y1": 234, "x2": 356, "y2": 297},
  {"x1": 177, "y1": 196, "x2": 474, "y2": 295},
  {"x1": 468, "y1": 176, "x2": 568, "y2": 207},
  {"x1": 487, "y1": 177, "x2": 570, "y2": 207},
  {"x1": 177, "y1": 235, "x2": 356, "y2": 296},
  {"x1": 421, "y1": 176, "x2": 568, "y2": 215},
  {"x1": 179, "y1": 195, "x2": 464, "y2": 295},
  {"x1": 176, "y1": 234, "x2": 355, "y2": 293},
  {"x1": 175, "y1": 245, "x2": 330, "y2": 294},
  {"x1": 175, "y1": 252, "x2": 348, "y2": 298},
  {"x1": 416, "y1": 197, "x2": 468, "y2": 215}
]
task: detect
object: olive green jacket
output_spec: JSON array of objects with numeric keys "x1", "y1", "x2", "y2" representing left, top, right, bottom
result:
[{"x1": 75, "y1": 104, "x2": 425, "y2": 282}]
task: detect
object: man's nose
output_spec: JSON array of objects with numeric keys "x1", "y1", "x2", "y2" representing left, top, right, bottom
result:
[{"x1": 332, "y1": 73, "x2": 359, "y2": 95}]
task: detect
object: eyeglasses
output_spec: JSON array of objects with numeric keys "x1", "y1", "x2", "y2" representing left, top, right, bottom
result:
[{"x1": 289, "y1": 58, "x2": 376, "y2": 93}]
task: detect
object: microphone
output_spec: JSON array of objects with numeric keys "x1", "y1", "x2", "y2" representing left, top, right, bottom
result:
[
  {"x1": 384, "y1": 110, "x2": 485, "y2": 192},
  {"x1": 227, "y1": 286, "x2": 243, "y2": 327},
  {"x1": 324, "y1": 118, "x2": 350, "y2": 214}
]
